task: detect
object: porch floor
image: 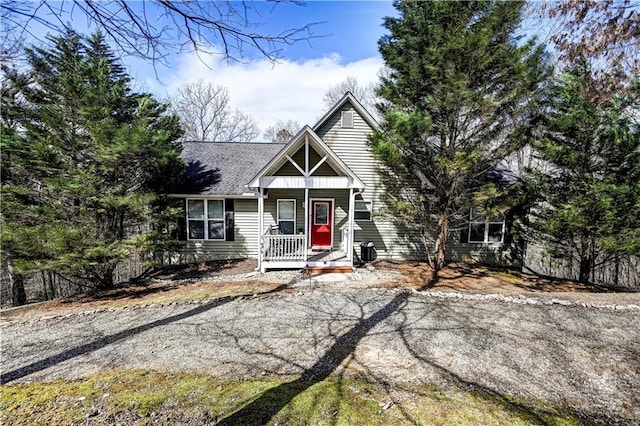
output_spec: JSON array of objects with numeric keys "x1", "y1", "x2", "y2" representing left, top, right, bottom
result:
[{"x1": 307, "y1": 249, "x2": 347, "y2": 262}]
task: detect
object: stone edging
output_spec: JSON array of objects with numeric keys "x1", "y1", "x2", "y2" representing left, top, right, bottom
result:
[
  {"x1": 412, "y1": 288, "x2": 640, "y2": 311},
  {"x1": 3, "y1": 286, "x2": 638, "y2": 328}
]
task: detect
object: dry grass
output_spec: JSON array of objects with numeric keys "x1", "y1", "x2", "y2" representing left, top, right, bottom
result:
[
  {"x1": 3, "y1": 260, "x2": 637, "y2": 325},
  {"x1": 0, "y1": 369, "x2": 581, "y2": 426}
]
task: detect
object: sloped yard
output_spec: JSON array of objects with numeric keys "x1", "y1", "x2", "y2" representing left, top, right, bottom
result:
[{"x1": 1, "y1": 262, "x2": 639, "y2": 425}]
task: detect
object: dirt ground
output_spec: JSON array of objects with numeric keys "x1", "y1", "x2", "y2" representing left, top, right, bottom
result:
[
  {"x1": 2, "y1": 259, "x2": 638, "y2": 323},
  {"x1": 2, "y1": 259, "x2": 639, "y2": 424}
]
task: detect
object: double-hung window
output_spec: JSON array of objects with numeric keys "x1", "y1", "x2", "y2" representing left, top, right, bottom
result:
[
  {"x1": 277, "y1": 199, "x2": 296, "y2": 234},
  {"x1": 468, "y1": 208, "x2": 505, "y2": 243},
  {"x1": 354, "y1": 200, "x2": 372, "y2": 221},
  {"x1": 187, "y1": 199, "x2": 225, "y2": 240}
]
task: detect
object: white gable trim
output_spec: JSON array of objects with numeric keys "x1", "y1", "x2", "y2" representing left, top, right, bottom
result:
[
  {"x1": 247, "y1": 126, "x2": 365, "y2": 189},
  {"x1": 312, "y1": 91, "x2": 382, "y2": 133}
]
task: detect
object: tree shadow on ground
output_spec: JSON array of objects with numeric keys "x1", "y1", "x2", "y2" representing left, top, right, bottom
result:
[
  {"x1": 149, "y1": 259, "x2": 257, "y2": 281},
  {"x1": 0, "y1": 284, "x2": 288, "y2": 384},
  {"x1": 217, "y1": 291, "x2": 410, "y2": 425},
  {"x1": 217, "y1": 288, "x2": 620, "y2": 425}
]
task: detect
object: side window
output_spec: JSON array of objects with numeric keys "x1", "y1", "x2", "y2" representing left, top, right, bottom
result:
[
  {"x1": 468, "y1": 207, "x2": 504, "y2": 243},
  {"x1": 207, "y1": 200, "x2": 225, "y2": 240},
  {"x1": 277, "y1": 199, "x2": 296, "y2": 235},
  {"x1": 354, "y1": 200, "x2": 372, "y2": 221},
  {"x1": 187, "y1": 200, "x2": 205, "y2": 240},
  {"x1": 186, "y1": 199, "x2": 225, "y2": 240}
]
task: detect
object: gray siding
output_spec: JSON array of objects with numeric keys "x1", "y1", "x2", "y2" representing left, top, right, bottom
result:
[
  {"x1": 316, "y1": 104, "x2": 424, "y2": 260},
  {"x1": 273, "y1": 145, "x2": 338, "y2": 177},
  {"x1": 315, "y1": 103, "x2": 517, "y2": 266},
  {"x1": 265, "y1": 189, "x2": 350, "y2": 251},
  {"x1": 176, "y1": 199, "x2": 259, "y2": 263}
]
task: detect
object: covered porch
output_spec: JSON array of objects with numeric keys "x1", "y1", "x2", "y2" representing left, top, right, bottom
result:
[{"x1": 247, "y1": 126, "x2": 366, "y2": 273}]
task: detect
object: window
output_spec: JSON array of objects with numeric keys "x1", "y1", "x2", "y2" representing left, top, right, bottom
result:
[
  {"x1": 277, "y1": 199, "x2": 296, "y2": 234},
  {"x1": 468, "y1": 208, "x2": 504, "y2": 243},
  {"x1": 354, "y1": 200, "x2": 372, "y2": 221},
  {"x1": 341, "y1": 111, "x2": 354, "y2": 128},
  {"x1": 314, "y1": 202, "x2": 329, "y2": 225},
  {"x1": 187, "y1": 199, "x2": 225, "y2": 240}
]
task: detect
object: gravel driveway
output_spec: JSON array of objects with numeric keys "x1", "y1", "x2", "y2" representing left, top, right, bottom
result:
[{"x1": 2, "y1": 283, "x2": 639, "y2": 424}]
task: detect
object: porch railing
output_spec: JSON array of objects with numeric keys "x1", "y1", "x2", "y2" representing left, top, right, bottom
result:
[{"x1": 262, "y1": 234, "x2": 306, "y2": 261}]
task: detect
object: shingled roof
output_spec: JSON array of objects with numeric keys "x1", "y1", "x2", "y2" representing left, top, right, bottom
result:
[{"x1": 176, "y1": 142, "x2": 285, "y2": 196}]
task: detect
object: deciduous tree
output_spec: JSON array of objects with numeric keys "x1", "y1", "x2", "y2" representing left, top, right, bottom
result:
[
  {"x1": 263, "y1": 119, "x2": 301, "y2": 143},
  {"x1": 541, "y1": 0, "x2": 640, "y2": 100},
  {"x1": 170, "y1": 79, "x2": 260, "y2": 142},
  {"x1": 323, "y1": 76, "x2": 378, "y2": 114},
  {"x1": 1, "y1": 0, "x2": 317, "y2": 63}
]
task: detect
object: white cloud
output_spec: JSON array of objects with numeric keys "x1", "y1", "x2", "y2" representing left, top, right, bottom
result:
[{"x1": 144, "y1": 52, "x2": 383, "y2": 141}]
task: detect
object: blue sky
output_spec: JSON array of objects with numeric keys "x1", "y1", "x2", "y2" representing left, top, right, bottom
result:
[
  {"x1": 247, "y1": 1, "x2": 396, "y2": 62},
  {"x1": 10, "y1": 1, "x2": 396, "y2": 138},
  {"x1": 124, "y1": 1, "x2": 397, "y2": 137}
]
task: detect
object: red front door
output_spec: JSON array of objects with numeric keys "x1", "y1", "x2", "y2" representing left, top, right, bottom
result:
[{"x1": 311, "y1": 200, "x2": 333, "y2": 249}]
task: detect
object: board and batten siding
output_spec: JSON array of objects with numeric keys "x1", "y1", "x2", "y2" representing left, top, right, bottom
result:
[{"x1": 177, "y1": 199, "x2": 259, "y2": 263}]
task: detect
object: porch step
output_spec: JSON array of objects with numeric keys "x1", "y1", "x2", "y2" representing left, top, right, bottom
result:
[{"x1": 305, "y1": 266, "x2": 354, "y2": 274}]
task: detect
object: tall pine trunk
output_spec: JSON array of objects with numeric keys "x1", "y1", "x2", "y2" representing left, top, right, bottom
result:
[{"x1": 432, "y1": 211, "x2": 449, "y2": 271}]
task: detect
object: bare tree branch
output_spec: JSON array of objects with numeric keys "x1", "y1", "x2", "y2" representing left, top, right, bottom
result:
[
  {"x1": 170, "y1": 78, "x2": 260, "y2": 142},
  {"x1": 263, "y1": 119, "x2": 301, "y2": 143},
  {"x1": 1, "y1": 0, "x2": 322, "y2": 64}
]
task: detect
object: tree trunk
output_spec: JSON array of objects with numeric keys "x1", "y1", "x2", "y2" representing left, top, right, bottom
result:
[
  {"x1": 93, "y1": 263, "x2": 117, "y2": 291},
  {"x1": 7, "y1": 262, "x2": 27, "y2": 306},
  {"x1": 578, "y1": 235, "x2": 595, "y2": 284},
  {"x1": 432, "y1": 211, "x2": 449, "y2": 271}
]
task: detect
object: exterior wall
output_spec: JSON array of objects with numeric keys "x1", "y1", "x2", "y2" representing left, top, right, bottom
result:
[
  {"x1": 176, "y1": 199, "x2": 259, "y2": 263},
  {"x1": 263, "y1": 189, "x2": 305, "y2": 234},
  {"x1": 315, "y1": 103, "x2": 518, "y2": 266},
  {"x1": 273, "y1": 145, "x2": 338, "y2": 177},
  {"x1": 316, "y1": 104, "x2": 424, "y2": 261},
  {"x1": 171, "y1": 101, "x2": 518, "y2": 267},
  {"x1": 446, "y1": 240, "x2": 517, "y2": 266},
  {"x1": 264, "y1": 188, "x2": 350, "y2": 252}
]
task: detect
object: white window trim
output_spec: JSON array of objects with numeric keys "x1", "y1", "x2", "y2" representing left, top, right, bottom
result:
[
  {"x1": 277, "y1": 199, "x2": 297, "y2": 235},
  {"x1": 468, "y1": 209, "x2": 505, "y2": 244},
  {"x1": 186, "y1": 198, "x2": 225, "y2": 241},
  {"x1": 313, "y1": 201, "x2": 330, "y2": 225},
  {"x1": 354, "y1": 200, "x2": 373, "y2": 221}
]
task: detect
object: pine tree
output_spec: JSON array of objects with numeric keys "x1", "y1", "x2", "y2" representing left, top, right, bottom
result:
[
  {"x1": 533, "y1": 64, "x2": 640, "y2": 283},
  {"x1": 1, "y1": 31, "x2": 184, "y2": 289},
  {"x1": 371, "y1": 0, "x2": 547, "y2": 270}
]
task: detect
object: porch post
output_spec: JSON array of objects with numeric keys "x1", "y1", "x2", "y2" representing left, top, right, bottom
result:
[
  {"x1": 304, "y1": 187, "x2": 309, "y2": 262},
  {"x1": 348, "y1": 188, "x2": 355, "y2": 266},
  {"x1": 258, "y1": 187, "x2": 265, "y2": 273}
]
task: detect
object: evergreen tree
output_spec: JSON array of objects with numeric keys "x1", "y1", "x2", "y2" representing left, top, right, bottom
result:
[
  {"x1": 1, "y1": 31, "x2": 184, "y2": 289},
  {"x1": 533, "y1": 64, "x2": 640, "y2": 283},
  {"x1": 371, "y1": 0, "x2": 547, "y2": 270}
]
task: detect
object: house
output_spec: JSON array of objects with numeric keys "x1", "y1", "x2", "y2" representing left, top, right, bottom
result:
[{"x1": 171, "y1": 92, "x2": 514, "y2": 272}]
